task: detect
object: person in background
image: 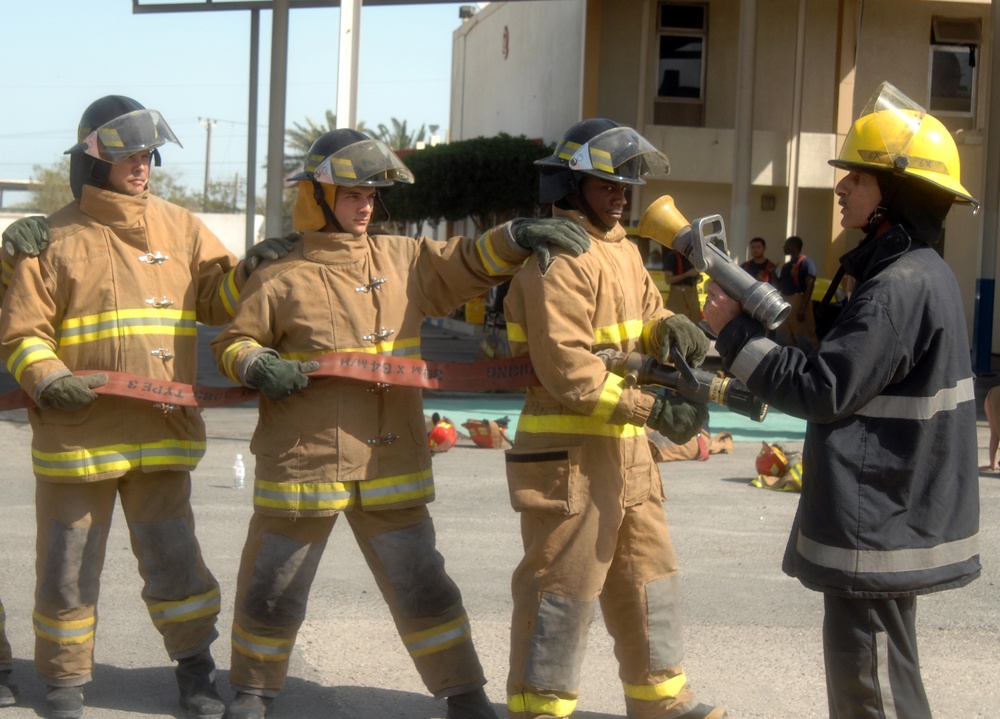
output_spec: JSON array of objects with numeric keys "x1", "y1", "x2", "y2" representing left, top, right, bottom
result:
[
  {"x1": 663, "y1": 246, "x2": 702, "y2": 322},
  {"x1": 776, "y1": 235, "x2": 819, "y2": 350},
  {"x1": 740, "y1": 236, "x2": 777, "y2": 286},
  {"x1": 704, "y1": 81, "x2": 981, "y2": 719}
]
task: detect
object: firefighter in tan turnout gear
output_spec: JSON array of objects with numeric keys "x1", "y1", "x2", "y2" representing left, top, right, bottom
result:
[
  {"x1": 210, "y1": 129, "x2": 590, "y2": 719},
  {"x1": 502, "y1": 118, "x2": 727, "y2": 719},
  {"x1": 0, "y1": 95, "x2": 292, "y2": 719}
]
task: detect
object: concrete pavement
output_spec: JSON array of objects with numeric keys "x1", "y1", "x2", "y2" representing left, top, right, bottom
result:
[{"x1": 0, "y1": 400, "x2": 998, "y2": 718}]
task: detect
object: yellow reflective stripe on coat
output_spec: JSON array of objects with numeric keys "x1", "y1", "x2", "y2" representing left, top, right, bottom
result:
[
  {"x1": 516, "y1": 412, "x2": 643, "y2": 438},
  {"x1": 148, "y1": 587, "x2": 220, "y2": 627},
  {"x1": 299, "y1": 336, "x2": 422, "y2": 358},
  {"x1": 506, "y1": 322, "x2": 527, "y2": 344},
  {"x1": 403, "y1": 614, "x2": 472, "y2": 658},
  {"x1": 220, "y1": 268, "x2": 241, "y2": 317},
  {"x1": 476, "y1": 230, "x2": 520, "y2": 276},
  {"x1": 622, "y1": 672, "x2": 687, "y2": 702},
  {"x1": 594, "y1": 319, "x2": 644, "y2": 346},
  {"x1": 507, "y1": 693, "x2": 577, "y2": 717},
  {"x1": 254, "y1": 479, "x2": 357, "y2": 512},
  {"x1": 33, "y1": 612, "x2": 95, "y2": 645},
  {"x1": 221, "y1": 340, "x2": 261, "y2": 383},
  {"x1": 253, "y1": 470, "x2": 434, "y2": 513},
  {"x1": 6, "y1": 337, "x2": 58, "y2": 381},
  {"x1": 31, "y1": 440, "x2": 206, "y2": 479},
  {"x1": 232, "y1": 623, "x2": 294, "y2": 662},
  {"x1": 1, "y1": 258, "x2": 11, "y2": 288},
  {"x1": 58, "y1": 308, "x2": 198, "y2": 346}
]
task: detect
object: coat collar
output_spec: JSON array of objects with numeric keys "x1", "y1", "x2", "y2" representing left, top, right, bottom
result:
[
  {"x1": 299, "y1": 229, "x2": 371, "y2": 264},
  {"x1": 79, "y1": 184, "x2": 149, "y2": 227},
  {"x1": 552, "y1": 206, "x2": 627, "y2": 244}
]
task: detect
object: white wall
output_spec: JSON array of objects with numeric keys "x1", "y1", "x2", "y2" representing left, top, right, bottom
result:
[{"x1": 451, "y1": 0, "x2": 586, "y2": 143}]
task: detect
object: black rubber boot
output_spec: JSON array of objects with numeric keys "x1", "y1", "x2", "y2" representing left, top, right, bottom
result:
[
  {"x1": 225, "y1": 692, "x2": 272, "y2": 719},
  {"x1": 446, "y1": 687, "x2": 498, "y2": 719},
  {"x1": 0, "y1": 670, "x2": 16, "y2": 707},
  {"x1": 176, "y1": 651, "x2": 226, "y2": 719},
  {"x1": 45, "y1": 686, "x2": 84, "y2": 719}
]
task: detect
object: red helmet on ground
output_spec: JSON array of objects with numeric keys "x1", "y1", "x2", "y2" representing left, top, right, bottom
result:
[
  {"x1": 429, "y1": 419, "x2": 458, "y2": 453},
  {"x1": 462, "y1": 418, "x2": 509, "y2": 449},
  {"x1": 755, "y1": 442, "x2": 789, "y2": 477}
]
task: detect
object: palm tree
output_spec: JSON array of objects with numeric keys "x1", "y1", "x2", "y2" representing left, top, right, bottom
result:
[
  {"x1": 374, "y1": 118, "x2": 427, "y2": 151},
  {"x1": 284, "y1": 110, "x2": 372, "y2": 175}
]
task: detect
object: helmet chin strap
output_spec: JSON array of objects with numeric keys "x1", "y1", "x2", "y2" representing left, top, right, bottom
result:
[{"x1": 312, "y1": 179, "x2": 343, "y2": 232}]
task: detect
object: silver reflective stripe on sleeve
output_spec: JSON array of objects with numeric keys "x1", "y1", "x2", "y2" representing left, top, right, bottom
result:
[
  {"x1": 730, "y1": 336, "x2": 779, "y2": 383},
  {"x1": 796, "y1": 531, "x2": 979, "y2": 574},
  {"x1": 855, "y1": 377, "x2": 975, "y2": 419}
]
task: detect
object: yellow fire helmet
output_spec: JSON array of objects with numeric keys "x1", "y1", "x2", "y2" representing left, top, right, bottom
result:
[{"x1": 830, "y1": 81, "x2": 978, "y2": 209}]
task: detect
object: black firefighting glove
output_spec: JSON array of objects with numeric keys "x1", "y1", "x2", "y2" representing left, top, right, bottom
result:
[
  {"x1": 649, "y1": 314, "x2": 710, "y2": 368},
  {"x1": 242, "y1": 232, "x2": 300, "y2": 279},
  {"x1": 646, "y1": 395, "x2": 709, "y2": 445},
  {"x1": 3, "y1": 216, "x2": 50, "y2": 258},
  {"x1": 40, "y1": 374, "x2": 108, "y2": 411},
  {"x1": 249, "y1": 353, "x2": 319, "y2": 401},
  {"x1": 510, "y1": 218, "x2": 591, "y2": 272}
]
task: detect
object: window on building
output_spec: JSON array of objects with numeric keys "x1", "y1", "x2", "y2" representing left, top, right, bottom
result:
[
  {"x1": 654, "y1": 2, "x2": 707, "y2": 127},
  {"x1": 928, "y1": 16, "x2": 980, "y2": 121}
]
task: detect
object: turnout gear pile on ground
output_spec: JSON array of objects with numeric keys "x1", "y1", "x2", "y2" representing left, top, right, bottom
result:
[
  {"x1": 503, "y1": 118, "x2": 724, "y2": 719},
  {"x1": 429, "y1": 415, "x2": 459, "y2": 452},
  {"x1": 462, "y1": 417, "x2": 510, "y2": 449},
  {"x1": 750, "y1": 442, "x2": 802, "y2": 492},
  {"x1": 211, "y1": 129, "x2": 531, "y2": 715},
  {"x1": 0, "y1": 96, "x2": 246, "y2": 719}
]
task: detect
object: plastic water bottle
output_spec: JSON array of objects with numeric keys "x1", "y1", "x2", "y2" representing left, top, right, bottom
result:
[{"x1": 232, "y1": 454, "x2": 246, "y2": 490}]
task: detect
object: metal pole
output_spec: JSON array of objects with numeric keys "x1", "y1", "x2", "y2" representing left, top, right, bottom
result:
[
  {"x1": 336, "y1": 0, "x2": 362, "y2": 129},
  {"x1": 972, "y1": 0, "x2": 1000, "y2": 373},
  {"x1": 786, "y1": 0, "x2": 807, "y2": 238},
  {"x1": 200, "y1": 118, "x2": 216, "y2": 206},
  {"x1": 731, "y1": 0, "x2": 757, "y2": 261},
  {"x1": 265, "y1": 0, "x2": 290, "y2": 238},
  {"x1": 245, "y1": 8, "x2": 260, "y2": 250}
]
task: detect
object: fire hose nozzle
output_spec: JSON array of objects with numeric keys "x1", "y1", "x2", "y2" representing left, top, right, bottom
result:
[{"x1": 636, "y1": 195, "x2": 791, "y2": 331}]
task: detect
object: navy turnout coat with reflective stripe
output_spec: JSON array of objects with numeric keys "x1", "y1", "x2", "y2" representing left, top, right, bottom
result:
[{"x1": 716, "y1": 229, "x2": 980, "y2": 598}]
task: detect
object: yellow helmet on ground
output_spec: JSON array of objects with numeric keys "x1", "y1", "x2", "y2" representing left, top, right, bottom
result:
[{"x1": 830, "y1": 81, "x2": 978, "y2": 209}]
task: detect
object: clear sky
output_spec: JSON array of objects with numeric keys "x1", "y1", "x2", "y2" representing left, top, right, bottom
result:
[{"x1": 0, "y1": 0, "x2": 477, "y2": 201}]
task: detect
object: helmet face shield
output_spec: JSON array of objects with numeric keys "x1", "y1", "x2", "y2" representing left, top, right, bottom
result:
[
  {"x1": 567, "y1": 127, "x2": 670, "y2": 185},
  {"x1": 66, "y1": 109, "x2": 181, "y2": 163},
  {"x1": 295, "y1": 138, "x2": 415, "y2": 187}
]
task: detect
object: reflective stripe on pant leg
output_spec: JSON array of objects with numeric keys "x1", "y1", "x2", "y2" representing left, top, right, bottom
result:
[
  {"x1": 34, "y1": 479, "x2": 116, "y2": 685},
  {"x1": 507, "y1": 442, "x2": 624, "y2": 718},
  {"x1": 602, "y1": 483, "x2": 695, "y2": 719},
  {"x1": 350, "y1": 505, "x2": 485, "y2": 698},
  {"x1": 119, "y1": 470, "x2": 220, "y2": 659},
  {"x1": 230, "y1": 513, "x2": 332, "y2": 693},
  {"x1": 823, "y1": 594, "x2": 930, "y2": 719}
]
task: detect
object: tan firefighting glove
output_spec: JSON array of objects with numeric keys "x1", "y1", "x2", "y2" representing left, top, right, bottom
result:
[
  {"x1": 510, "y1": 218, "x2": 591, "y2": 271},
  {"x1": 40, "y1": 374, "x2": 108, "y2": 411},
  {"x1": 249, "y1": 353, "x2": 319, "y2": 401},
  {"x1": 242, "y1": 232, "x2": 301, "y2": 279},
  {"x1": 3, "y1": 216, "x2": 50, "y2": 257},
  {"x1": 646, "y1": 395, "x2": 709, "y2": 445},
  {"x1": 649, "y1": 314, "x2": 710, "y2": 368}
]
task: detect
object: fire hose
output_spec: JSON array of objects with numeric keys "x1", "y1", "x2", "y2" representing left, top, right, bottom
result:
[{"x1": 597, "y1": 347, "x2": 767, "y2": 423}]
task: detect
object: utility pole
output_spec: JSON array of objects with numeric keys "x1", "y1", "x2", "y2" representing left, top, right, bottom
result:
[{"x1": 199, "y1": 117, "x2": 217, "y2": 208}]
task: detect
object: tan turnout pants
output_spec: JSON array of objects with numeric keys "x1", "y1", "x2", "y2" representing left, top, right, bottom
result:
[
  {"x1": 229, "y1": 504, "x2": 486, "y2": 699},
  {"x1": 34, "y1": 471, "x2": 220, "y2": 686}
]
